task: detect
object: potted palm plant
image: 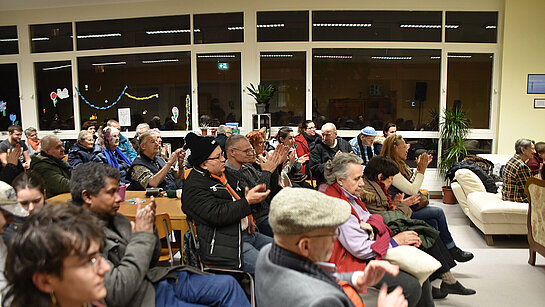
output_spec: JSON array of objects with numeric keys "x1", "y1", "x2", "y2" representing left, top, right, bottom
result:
[
  {"x1": 246, "y1": 83, "x2": 276, "y2": 114},
  {"x1": 438, "y1": 107, "x2": 471, "y2": 204}
]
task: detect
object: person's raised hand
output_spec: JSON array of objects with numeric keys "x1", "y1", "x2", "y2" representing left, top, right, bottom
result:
[
  {"x1": 6, "y1": 145, "x2": 21, "y2": 166},
  {"x1": 133, "y1": 196, "x2": 156, "y2": 233},
  {"x1": 262, "y1": 144, "x2": 288, "y2": 172},
  {"x1": 400, "y1": 194, "x2": 421, "y2": 207},
  {"x1": 296, "y1": 153, "x2": 309, "y2": 164},
  {"x1": 355, "y1": 260, "x2": 400, "y2": 289},
  {"x1": 244, "y1": 184, "x2": 270, "y2": 205},
  {"x1": 393, "y1": 231, "x2": 422, "y2": 247},
  {"x1": 377, "y1": 285, "x2": 408, "y2": 307},
  {"x1": 416, "y1": 152, "x2": 433, "y2": 174},
  {"x1": 168, "y1": 148, "x2": 182, "y2": 165}
]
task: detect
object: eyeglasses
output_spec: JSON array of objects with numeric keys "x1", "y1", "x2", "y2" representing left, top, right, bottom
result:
[
  {"x1": 234, "y1": 148, "x2": 256, "y2": 155},
  {"x1": 206, "y1": 152, "x2": 225, "y2": 161},
  {"x1": 85, "y1": 252, "x2": 107, "y2": 274},
  {"x1": 295, "y1": 229, "x2": 339, "y2": 245}
]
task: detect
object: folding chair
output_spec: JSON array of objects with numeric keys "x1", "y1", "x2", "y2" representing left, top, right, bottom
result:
[
  {"x1": 184, "y1": 216, "x2": 256, "y2": 306},
  {"x1": 155, "y1": 213, "x2": 181, "y2": 266}
]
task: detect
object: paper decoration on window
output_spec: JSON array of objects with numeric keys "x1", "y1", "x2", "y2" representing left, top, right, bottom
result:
[
  {"x1": 90, "y1": 114, "x2": 97, "y2": 120},
  {"x1": 142, "y1": 109, "x2": 148, "y2": 115},
  {"x1": 75, "y1": 85, "x2": 128, "y2": 110},
  {"x1": 50, "y1": 92, "x2": 58, "y2": 107},
  {"x1": 0, "y1": 101, "x2": 6, "y2": 116},
  {"x1": 185, "y1": 94, "x2": 191, "y2": 131},
  {"x1": 171, "y1": 107, "x2": 179, "y2": 124},
  {"x1": 57, "y1": 88, "x2": 69, "y2": 99},
  {"x1": 124, "y1": 92, "x2": 159, "y2": 100},
  {"x1": 9, "y1": 114, "x2": 18, "y2": 125},
  {"x1": 118, "y1": 108, "x2": 131, "y2": 126}
]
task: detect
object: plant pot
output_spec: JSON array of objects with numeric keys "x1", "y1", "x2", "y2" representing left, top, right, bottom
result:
[
  {"x1": 442, "y1": 186, "x2": 457, "y2": 204},
  {"x1": 200, "y1": 128, "x2": 207, "y2": 135},
  {"x1": 256, "y1": 103, "x2": 266, "y2": 114}
]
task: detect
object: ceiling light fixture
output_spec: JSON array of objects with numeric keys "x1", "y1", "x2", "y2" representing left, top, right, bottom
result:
[
  {"x1": 31, "y1": 37, "x2": 50, "y2": 41},
  {"x1": 486, "y1": 25, "x2": 497, "y2": 29},
  {"x1": 430, "y1": 56, "x2": 441, "y2": 59},
  {"x1": 77, "y1": 33, "x2": 122, "y2": 39},
  {"x1": 400, "y1": 24, "x2": 441, "y2": 28},
  {"x1": 447, "y1": 55, "x2": 472, "y2": 59},
  {"x1": 257, "y1": 24, "x2": 285, "y2": 28},
  {"x1": 314, "y1": 55, "x2": 353, "y2": 59},
  {"x1": 142, "y1": 59, "x2": 180, "y2": 64},
  {"x1": 91, "y1": 61, "x2": 127, "y2": 66},
  {"x1": 313, "y1": 23, "x2": 372, "y2": 27},
  {"x1": 227, "y1": 26, "x2": 244, "y2": 31},
  {"x1": 445, "y1": 25, "x2": 460, "y2": 29},
  {"x1": 197, "y1": 55, "x2": 236, "y2": 58},
  {"x1": 42, "y1": 64, "x2": 72, "y2": 71},
  {"x1": 260, "y1": 54, "x2": 293, "y2": 58},
  {"x1": 371, "y1": 56, "x2": 412, "y2": 60},
  {"x1": 0, "y1": 38, "x2": 18, "y2": 42},
  {"x1": 193, "y1": 29, "x2": 201, "y2": 32},
  {"x1": 146, "y1": 29, "x2": 190, "y2": 34}
]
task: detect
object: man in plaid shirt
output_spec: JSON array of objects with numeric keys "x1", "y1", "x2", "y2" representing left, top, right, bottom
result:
[{"x1": 502, "y1": 139, "x2": 536, "y2": 202}]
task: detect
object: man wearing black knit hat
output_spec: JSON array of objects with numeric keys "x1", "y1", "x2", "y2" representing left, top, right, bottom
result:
[{"x1": 182, "y1": 132, "x2": 273, "y2": 274}]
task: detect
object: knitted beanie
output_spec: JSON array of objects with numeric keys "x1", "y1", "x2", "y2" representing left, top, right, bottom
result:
[{"x1": 185, "y1": 132, "x2": 219, "y2": 167}]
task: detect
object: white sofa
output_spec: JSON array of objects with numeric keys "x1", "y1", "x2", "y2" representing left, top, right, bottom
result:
[{"x1": 451, "y1": 168, "x2": 528, "y2": 245}]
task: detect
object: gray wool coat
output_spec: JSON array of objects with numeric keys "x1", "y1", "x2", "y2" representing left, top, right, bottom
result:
[{"x1": 256, "y1": 244, "x2": 357, "y2": 307}]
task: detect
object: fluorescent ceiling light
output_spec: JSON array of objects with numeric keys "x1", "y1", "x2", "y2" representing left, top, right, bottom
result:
[
  {"x1": 194, "y1": 29, "x2": 201, "y2": 32},
  {"x1": 445, "y1": 25, "x2": 459, "y2": 29},
  {"x1": 228, "y1": 26, "x2": 244, "y2": 31},
  {"x1": 313, "y1": 23, "x2": 372, "y2": 27},
  {"x1": 486, "y1": 25, "x2": 497, "y2": 29},
  {"x1": 146, "y1": 29, "x2": 190, "y2": 34},
  {"x1": 0, "y1": 38, "x2": 18, "y2": 42},
  {"x1": 42, "y1": 64, "x2": 72, "y2": 71},
  {"x1": 260, "y1": 54, "x2": 293, "y2": 58},
  {"x1": 197, "y1": 55, "x2": 235, "y2": 58},
  {"x1": 257, "y1": 24, "x2": 285, "y2": 28},
  {"x1": 91, "y1": 61, "x2": 126, "y2": 66},
  {"x1": 314, "y1": 55, "x2": 353, "y2": 59},
  {"x1": 400, "y1": 24, "x2": 441, "y2": 29},
  {"x1": 430, "y1": 56, "x2": 441, "y2": 59},
  {"x1": 31, "y1": 37, "x2": 50, "y2": 41},
  {"x1": 77, "y1": 33, "x2": 122, "y2": 39},
  {"x1": 448, "y1": 55, "x2": 472, "y2": 59},
  {"x1": 372, "y1": 56, "x2": 412, "y2": 60},
  {"x1": 142, "y1": 59, "x2": 179, "y2": 64}
]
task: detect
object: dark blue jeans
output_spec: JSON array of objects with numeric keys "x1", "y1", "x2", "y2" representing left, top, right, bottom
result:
[
  {"x1": 411, "y1": 205, "x2": 456, "y2": 249},
  {"x1": 241, "y1": 231, "x2": 273, "y2": 274},
  {"x1": 155, "y1": 271, "x2": 250, "y2": 307}
]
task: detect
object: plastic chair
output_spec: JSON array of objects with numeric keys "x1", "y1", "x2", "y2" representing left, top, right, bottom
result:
[
  {"x1": 156, "y1": 213, "x2": 181, "y2": 266},
  {"x1": 184, "y1": 216, "x2": 256, "y2": 306}
]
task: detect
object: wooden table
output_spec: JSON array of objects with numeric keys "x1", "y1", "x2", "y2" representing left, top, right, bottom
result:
[{"x1": 48, "y1": 191, "x2": 188, "y2": 234}]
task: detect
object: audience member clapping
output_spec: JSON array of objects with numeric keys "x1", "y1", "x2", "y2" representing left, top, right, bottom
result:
[{"x1": 0, "y1": 125, "x2": 31, "y2": 171}]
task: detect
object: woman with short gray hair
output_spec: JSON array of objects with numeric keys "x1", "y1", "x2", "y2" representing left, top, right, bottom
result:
[
  {"x1": 24, "y1": 127, "x2": 40, "y2": 156},
  {"x1": 67, "y1": 130, "x2": 98, "y2": 169},
  {"x1": 324, "y1": 153, "x2": 363, "y2": 184}
]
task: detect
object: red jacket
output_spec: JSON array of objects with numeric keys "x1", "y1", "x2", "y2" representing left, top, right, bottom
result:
[
  {"x1": 294, "y1": 133, "x2": 321, "y2": 174},
  {"x1": 526, "y1": 153, "x2": 543, "y2": 176}
]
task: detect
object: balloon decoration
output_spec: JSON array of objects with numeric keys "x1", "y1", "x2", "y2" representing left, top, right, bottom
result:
[{"x1": 185, "y1": 94, "x2": 191, "y2": 131}]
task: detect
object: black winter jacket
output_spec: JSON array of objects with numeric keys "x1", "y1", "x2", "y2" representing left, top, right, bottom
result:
[
  {"x1": 181, "y1": 167, "x2": 252, "y2": 269},
  {"x1": 446, "y1": 160, "x2": 498, "y2": 193},
  {"x1": 309, "y1": 137, "x2": 353, "y2": 186}
]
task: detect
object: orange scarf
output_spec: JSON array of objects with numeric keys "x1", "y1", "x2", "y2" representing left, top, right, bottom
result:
[
  {"x1": 27, "y1": 138, "x2": 40, "y2": 151},
  {"x1": 210, "y1": 172, "x2": 256, "y2": 233}
]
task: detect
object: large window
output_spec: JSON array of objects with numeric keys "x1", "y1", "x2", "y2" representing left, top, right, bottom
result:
[
  {"x1": 257, "y1": 11, "x2": 309, "y2": 42},
  {"x1": 260, "y1": 52, "x2": 306, "y2": 126},
  {"x1": 34, "y1": 61, "x2": 75, "y2": 130},
  {"x1": 76, "y1": 15, "x2": 190, "y2": 50},
  {"x1": 0, "y1": 64, "x2": 22, "y2": 131},
  {"x1": 446, "y1": 12, "x2": 498, "y2": 43},
  {"x1": 312, "y1": 11, "x2": 442, "y2": 42},
  {"x1": 77, "y1": 52, "x2": 191, "y2": 130},
  {"x1": 30, "y1": 23, "x2": 73, "y2": 53},
  {"x1": 446, "y1": 53, "x2": 493, "y2": 129},
  {"x1": 194, "y1": 13, "x2": 244, "y2": 44},
  {"x1": 313, "y1": 49, "x2": 441, "y2": 132},
  {"x1": 197, "y1": 53, "x2": 241, "y2": 126},
  {"x1": 0, "y1": 26, "x2": 18, "y2": 55}
]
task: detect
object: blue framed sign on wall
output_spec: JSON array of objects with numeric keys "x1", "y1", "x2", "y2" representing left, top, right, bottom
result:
[{"x1": 528, "y1": 74, "x2": 545, "y2": 94}]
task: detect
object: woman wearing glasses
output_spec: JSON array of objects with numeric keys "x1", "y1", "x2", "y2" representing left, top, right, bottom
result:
[
  {"x1": 294, "y1": 120, "x2": 320, "y2": 177},
  {"x1": 323, "y1": 153, "x2": 434, "y2": 307},
  {"x1": 3, "y1": 203, "x2": 110, "y2": 307}
]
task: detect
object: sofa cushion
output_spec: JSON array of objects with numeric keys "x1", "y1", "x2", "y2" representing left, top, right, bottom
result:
[
  {"x1": 467, "y1": 192, "x2": 528, "y2": 224},
  {"x1": 455, "y1": 169, "x2": 486, "y2": 195}
]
